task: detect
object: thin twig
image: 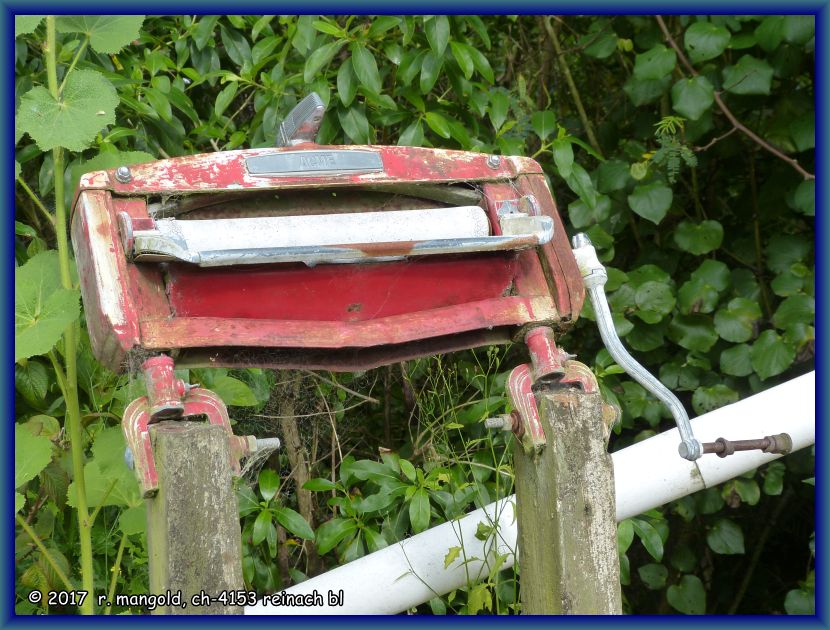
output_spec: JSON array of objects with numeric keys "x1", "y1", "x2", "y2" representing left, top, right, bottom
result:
[
  {"x1": 250, "y1": 399, "x2": 371, "y2": 420},
  {"x1": 301, "y1": 369, "x2": 379, "y2": 404},
  {"x1": 694, "y1": 127, "x2": 738, "y2": 153},
  {"x1": 58, "y1": 36, "x2": 89, "y2": 94},
  {"x1": 655, "y1": 16, "x2": 814, "y2": 180},
  {"x1": 15, "y1": 514, "x2": 74, "y2": 592},
  {"x1": 104, "y1": 533, "x2": 128, "y2": 615},
  {"x1": 16, "y1": 177, "x2": 56, "y2": 227}
]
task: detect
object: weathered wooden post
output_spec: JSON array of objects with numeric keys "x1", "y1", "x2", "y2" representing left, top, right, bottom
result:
[
  {"x1": 146, "y1": 421, "x2": 244, "y2": 615},
  {"x1": 506, "y1": 327, "x2": 621, "y2": 614}
]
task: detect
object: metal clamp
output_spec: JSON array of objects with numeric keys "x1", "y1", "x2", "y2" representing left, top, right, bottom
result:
[{"x1": 276, "y1": 92, "x2": 325, "y2": 147}]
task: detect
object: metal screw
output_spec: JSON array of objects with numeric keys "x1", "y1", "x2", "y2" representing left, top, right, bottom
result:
[
  {"x1": 115, "y1": 166, "x2": 132, "y2": 183},
  {"x1": 487, "y1": 155, "x2": 501, "y2": 168}
]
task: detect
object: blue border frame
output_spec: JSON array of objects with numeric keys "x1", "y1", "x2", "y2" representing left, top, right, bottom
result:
[{"x1": 5, "y1": 4, "x2": 825, "y2": 626}]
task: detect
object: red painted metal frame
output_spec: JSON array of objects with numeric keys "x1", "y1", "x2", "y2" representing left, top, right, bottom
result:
[{"x1": 71, "y1": 144, "x2": 585, "y2": 372}]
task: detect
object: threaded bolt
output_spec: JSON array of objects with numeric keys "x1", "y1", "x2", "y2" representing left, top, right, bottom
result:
[{"x1": 115, "y1": 166, "x2": 132, "y2": 183}]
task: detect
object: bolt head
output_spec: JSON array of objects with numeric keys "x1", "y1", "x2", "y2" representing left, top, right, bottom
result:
[
  {"x1": 115, "y1": 166, "x2": 132, "y2": 183},
  {"x1": 487, "y1": 155, "x2": 501, "y2": 168}
]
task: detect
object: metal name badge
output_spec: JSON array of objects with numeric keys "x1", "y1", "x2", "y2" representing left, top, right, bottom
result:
[{"x1": 245, "y1": 150, "x2": 384, "y2": 177}]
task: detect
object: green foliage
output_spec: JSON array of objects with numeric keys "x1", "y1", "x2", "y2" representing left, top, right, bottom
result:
[{"x1": 15, "y1": 13, "x2": 813, "y2": 616}]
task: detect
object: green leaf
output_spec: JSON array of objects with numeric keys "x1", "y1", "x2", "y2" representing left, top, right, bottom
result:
[
  {"x1": 782, "y1": 16, "x2": 814, "y2": 44},
  {"x1": 785, "y1": 589, "x2": 815, "y2": 615},
  {"x1": 684, "y1": 21, "x2": 731, "y2": 63},
  {"x1": 720, "y1": 344, "x2": 753, "y2": 377},
  {"x1": 316, "y1": 518, "x2": 358, "y2": 554},
  {"x1": 409, "y1": 488, "x2": 430, "y2": 533},
  {"x1": 425, "y1": 15, "x2": 450, "y2": 56},
  {"x1": 237, "y1": 485, "x2": 259, "y2": 517},
  {"x1": 638, "y1": 563, "x2": 668, "y2": 590},
  {"x1": 792, "y1": 180, "x2": 814, "y2": 216},
  {"x1": 714, "y1": 297, "x2": 762, "y2": 343},
  {"x1": 635, "y1": 281, "x2": 676, "y2": 319},
  {"x1": 68, "y1": 460, "x2": 140, "y2": 509},
  {"x1": 420, "y1": 51, "x2": 443, "y2": 94},
  {"x1": 766, "y1": 235, "x2": 811, "y2": 274},
  {"x1": 15, "y1": 251, "x2": 81, "y2": 361},
  {"x1": 312, "y1": 19, "x2": 344, "y2": 38},
  {"x1": 16, "y1": 492, "x2": 25, "y2": 514},
  {"x1": 597, "y1": 159, "x2": 632, "y2": 193},
  {"x1": 633, "y1": 44, "x2": 676, "y2": 80},
  {"x1": 258, "y1": 469, "x2": 279, "y2": 502},
  {"x1": 723, "y1": 55, "x2": 774, "y2": 95},
  {"x1": 368, "y1": 16, "x2": 400, "y2": 38},
  {"x1": 673, "y1": 220, "x2": 723, "y2": 255},
  {"x1": 119, "y1": 505, "x2": 146, "y2": 535},
  {"x1": 399, "y1": 459, "x2": 417, "y2": 482},
  {"x1": 71, "y1": 150, "x2": 155, "y2": 194},
  {"x1": 15, "y1": 361, "x2": 50, "y2": 403},
  {"x1": 617, "y1": 520, "x2": 635, "y2": 553},
  {"x1": 444, "y1": 545, "x2": 462, "y2": 569},
  {"x1": 449, "y1": 41, "x2": 474, "y2": 79},
  {"x1": 252, "y1": 510, "x2": 273, "y2": 545},
  {"x1": 398, "y1": 120, "x2": 424, "y2": 146},
  {"x1": 212, "y1": 376, "x2": 257, "y2": 406},
  {"x1": 628, "y1": 182, "x2": 673, "y2": 224},
  {"x1": 750, "y1": 330, "x2": 795, "y2": 380},
  {"x1": 17, "y1": 69, "x2": 118, "y2": 152},
  {"x1": 351, "y1": 45, "x2": 382, "y2": 94},
  {"x1": 531, "y1": 111, "x2": 556, "y2": 140},
  {"x1": 303, "y1": 478, "x2": 337, "y2": 492},
  {"x1": 551, "y1": 138, "x2": 574, "y2": 178},
  {"x1": 15, "y1": 425, "x2": 53, "y2": 489},
  {"x1": 303, "y1": 40, "x2": 346, "y2": 84},
  {"x1": 692, "y1": 384, "x2": 739, "y2": 415},
  {"x1": 466, "y1": 44, "x2": 494, "y2": 83},
  {"x1": 632, "y1": 518, "x2": 663, "y2": 561},
  {"x1": 671, "y1": 76, "x2": 714, "y2": 121},
  {"x1": 56, "y1": 15, "x2": 144, "y2": 53},
  {"x1": 15, "y1": 16, "x2": 44, "y2": 37},
  {"x1": 425, "y1": 111, "x2": 451, "y2": 139},
  {"x1": 565, "y1": 163, "x2": 597, "y2": 209},
  {"x1": 214, "y1": 81, "x2": 238, "y2": 118},
  {"x1": 336, "y1": 59, "x2": 357, "y2": 107},
  {"x1": 624, "y1": 76, "x2": 671, "y2": 106},
  {"x1": 274, "y1": 507, "x2": 315, "y2": 540},
  {"x1": 488, "y1": 91, "x2": 509, "y2": 131},
  {"x1": 337, "y1": 106, "x2": 370, "y2": 143},
  {"x1": 754, "y1": 16, "x2": 784, "y2": 52},
  {"x1": 667, "y1": 575, "x2": 706, "y2": 614},
  {"x1": 668, "y1": 314, "x2": 719, "y2": 352},
  {"x1": 219, "y1": 25, "x2": 252, "y2": 68},
  {"x1": 707, "y1": 518, "x2": 745, "y2": 554},
  {"x1": 773, "y1": 295, "x2": 815, "y2": 330},
  {"x1": 568, "y1": 195, "x2": 611, "y2": 229}
]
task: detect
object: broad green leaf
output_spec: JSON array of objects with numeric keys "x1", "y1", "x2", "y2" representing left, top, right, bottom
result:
[
  {"x1": 68, "y1": 460, "x2": 140, "y2": 508},
  {"x1": 303, "y1": 40, "x2": 346, "y2": 84},
  {"x1": 424, "y1": 15, "x2": 450, "y2": 57},
  {"x1": 338, "y1": 106, "x2": 370, "y2": 143},
  {"x1": 398, "y1": 120, "x2": 424, "y2": 146},
  {"x1": 531, "y1": 111, "x2": 556, "y2": 140},
  {"x1": 723, "y1": 55, "x2": 774, "y2": 95},
  {"x1": 617, "y1": 520, "x2": 635, "y2": 553},
  {"x1": 274, "y1": 507, "x2": 315, "y2": 540},
  {"x1": 420, "y1": 51, "x2": 443, "y2": 94},
  {"x1": 303, "y1": 478, "x2": 337, "y2": 492},
  {"x1": 707, "y1": 518, "x2": 745, "y2": 554},
  {"x1": 628, "y1": 182, "x2": 672, "y2": 224},
  {"x1": 251, "y1": 35, "x2": 279, "y2": 66},
  {"x1": 258, "y1": 468, "x2": 279, "y2": 501},
  {"x1": 488, "y1": 90, "x2": 509, "y2": 131},
  {"x1": 671, "y1": 76, "x2": 714, "y2": 121},
  {"x1": 15, "y1": 251, "x2": 81, "y2": 361},
  {"x1": 368, "y1": 16, "x2": 400, "y2": 38},
  {"x1": 754, "y1": 16, "x2": 784, "y2": 52},
  {"x1": 766, "y1": 235, "x2": 811, "y2": 274},
  {"x1": 237, "y1": 485, "x2": 259, "y2": 517},
  {"x1": 425, "y1": 111, "x2": 451, "y2": 139},
  {"x1": 337, "y1": 59, "x2": 357, "y2": 106},
  {"x1": 785, "y1": 589, "x2": 815, "y2": 615},
  {"x1": 783, "y1": 16, "x2": 814, "y2": 44},
  {"x1": 667, "y1": 575, "x2": 706, "y2": 614},
  {"x1": 634, "y1": 281, "x2": 676, "y2": 323},
  {"x1": 581, "y1": 24, "x2": 618, "y2": 59},
  {"x1": 119, "y1": 505, "x2": 146, "y2": 535},
  {"x1": 409, "y1": 488, "x2": 430, "y2": 533},
  {"x1": 56, "y1": 15, "x2": 144, "y2": 53},
  {"x1": 597, "y1": 159, "x2": 632, "y2": 192},
  {"x1": 214, "y1": 81, "x2": 238, "y2": 117},
  {"x1": 633, "y1": 44, "x2": 676, "y2": 80},
  {"x1": 733, "y1": 478, "x2": 761, "y2": 505},
  {"x1": 773, "y1": 294, "x2": 815, "y2": 329},
  {"x1": 212, "y1": 376, "x2": 257, "y2": 406},
  {"x1": 668, "y1": 314, "x2": 719, "y2": 352},
  {"x1": 762, "y1": 462, "x2": 784, "y2": 497},
  {"x1": 15, "y1": 425, "x2": 53, "y2": 489},
  {"x1": 624, "y1": 76, "x2": 671, "y2": 106},
  {"x1": 466, "y1": 44, "x2": 494, "y2": 83},
  {"x1": 750, "y1": 330, "x2": 795, "y2": 379},
  {"x1": 16, "y1": 492, "x2": 25, "y2": 514},
  {"x1": 551, "y1": 138, "x2": 574, "y2": 178},
  {"x1": 670, "y1": 545, "x2": 698, "y2": 573},
  {"x1": 684, "y1": 21, "x2": 731, "y2": 63},
  {"x1": 15, "y1": 16, "x2": 44, "y2": 37},
  {"x1": 692, "y1": 384, "x2": 739, "y2": 415},
  {"x1": 17, "y1": 69, "x2": 118, "y2": 151},
  {"x1": 565, "y1": 163, "x2": 597, "y2": 209},
  {"x1": 219, "y1": 25, "x2": 252, "y2": 69},
  {"x1": 673, "y1": 220, "x2": 723, "y2": 254},
  {"x1": 399, "y1": 459, "x2": 417, "y2": 482},
  {"x1": 252, "y1": 510, "x2": 273, "y2": 545},
  {"x1": 316, "y1": 518, "x2": 358, "y2": 554},
  {"x1": 692, "y1": 259, "x2": 731, "y2": 291},
  {"x1": 449, "y1": 41, "x2": 474, "y2": 79},
  {"x1": 364, "y1": 527, "x2": 388, "y2": 553},
  {"x1": 792, "y1": 180, "x2": 815, "y2": 216},
  {"x1": 444, "y1": 545, "x2": 462, "y2": 569},
  {"x1": 714, "y1": 297, "x2": 762, "y2": 342},
  {"x1": 631, "y1": 518, "x2": 663, "y2": 561},
  {"x1": 312, "y1": 19, "x2": 344, "y2": 38},
  {"x1": 568, "y1": 195, "x2": 611, "y2": 229},
  {"x1": 351, "y1": 45, "x2": 382, "y2": 94},
  {"x1": 15, "y1": 361, "x2": 50, "y2": 403},
  {"x1": 638, "y1": 563, "x2": 668, "y2": 590},
  {"x1": 720, "y1": 343, "x2": 753, "y2": 377}
]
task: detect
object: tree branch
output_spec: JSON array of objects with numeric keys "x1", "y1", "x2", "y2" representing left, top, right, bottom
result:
[{"x1": 655, "y1": 16, "x2": 814, "y2": 180}]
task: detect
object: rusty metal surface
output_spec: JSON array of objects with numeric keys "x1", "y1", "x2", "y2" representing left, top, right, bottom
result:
[{"x1": 506, "y1": 364, "x2": 546, "y2": 455}]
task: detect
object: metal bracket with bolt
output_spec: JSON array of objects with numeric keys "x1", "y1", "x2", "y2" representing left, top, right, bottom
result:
[{"x1": 570, "y1": 232, "x2": 792, "y2": 461}]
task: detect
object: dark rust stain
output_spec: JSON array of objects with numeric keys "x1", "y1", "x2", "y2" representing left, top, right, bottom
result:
[
  {"x1": 332, "y1": 240, "x2": 417, "y2": 257},
  {"x1": 346, "y1": 303, "x2": 362, "y2": 313}
]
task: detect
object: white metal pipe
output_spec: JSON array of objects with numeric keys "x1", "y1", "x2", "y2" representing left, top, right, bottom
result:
[{"x1": 246, "y1": 371, "x2": 814, "y2": 615}]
